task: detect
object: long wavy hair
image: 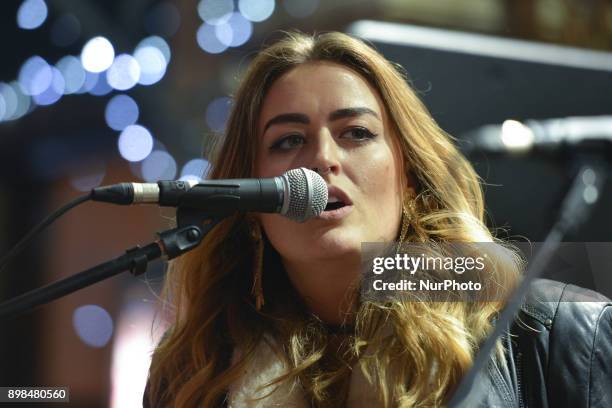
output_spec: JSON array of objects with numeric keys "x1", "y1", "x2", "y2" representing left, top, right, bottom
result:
[{"x1": 145, "y1": 31, "x2": 522, "y2": 407}]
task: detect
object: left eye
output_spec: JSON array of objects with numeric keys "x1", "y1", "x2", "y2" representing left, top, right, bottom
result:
[{"x1": 341, "y1": 127, "x2": 377, "y2": 141}]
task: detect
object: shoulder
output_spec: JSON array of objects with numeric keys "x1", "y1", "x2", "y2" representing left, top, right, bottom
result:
[
  {"x1": 519, "y1": 278, "x2": 611, "y2": 329},
  {"x1": 516, "y1": 279, "x2": 612, "y2": 407},
  {"x1": 518, "y1": 278, "x2": 612, "y2": 341}
]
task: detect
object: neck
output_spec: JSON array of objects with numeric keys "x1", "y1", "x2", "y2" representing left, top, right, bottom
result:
[{"x1": 282, "y1": 254, "x2": 361, "y2": 325}]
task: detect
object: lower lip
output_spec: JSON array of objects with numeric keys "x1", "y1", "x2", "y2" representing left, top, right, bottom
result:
[{"x1": 317, "y1": 204, "x2": 354, "y2": 221}]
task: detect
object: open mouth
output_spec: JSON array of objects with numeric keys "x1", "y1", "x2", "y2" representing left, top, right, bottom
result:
[
  {"x1": 324, "y1": 199, "x2": 347, "y2": 212},
  {"x1": 319, "y1": 185, "x2": 353, "y2": 220}
]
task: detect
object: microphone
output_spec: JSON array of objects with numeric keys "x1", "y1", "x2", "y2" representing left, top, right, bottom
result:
[
  {"x1": 91, "y1": 167, "x2": 328, "y2": 222},
  {"x1": 463, "y1": 115, "x2": 612, "y2": 154}
]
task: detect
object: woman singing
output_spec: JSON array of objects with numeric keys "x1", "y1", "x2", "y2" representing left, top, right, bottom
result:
[{"x1": 144, "y1": 32, "x2": 611, "y2": 407}]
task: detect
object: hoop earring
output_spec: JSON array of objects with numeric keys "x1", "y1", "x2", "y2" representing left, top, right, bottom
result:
[{"x1": 248, "y1": 219, "x2": 265, "y2": 310}]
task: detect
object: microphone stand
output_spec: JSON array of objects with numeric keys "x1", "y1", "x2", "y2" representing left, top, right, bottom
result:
[
  {"x1": 0, "y1": 207, "x2": 221, "y2": 320},
  {"x1": 448, "y1": 154, "x2": 608, "y2": 407}
]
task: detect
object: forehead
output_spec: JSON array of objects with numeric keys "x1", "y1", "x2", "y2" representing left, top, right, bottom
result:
[{"x1": 258, "y1": 62, "x2": 384, "y2": 128}]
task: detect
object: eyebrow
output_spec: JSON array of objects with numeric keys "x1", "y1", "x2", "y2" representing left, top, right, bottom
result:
[
  {"x1": 328, "y1": 107, "x2": 379, "y2": 121},
  {"x1": 263, "y1": 107, "x2": 380, "y2": 132}
]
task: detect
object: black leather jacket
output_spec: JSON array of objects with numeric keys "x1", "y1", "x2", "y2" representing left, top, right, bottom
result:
[
  {"x1": 479, "y1": 279, "x2": 612, "y2": 407},
  {"x1": 143, "y1": 279, "x2": 612, "y2": 407}
]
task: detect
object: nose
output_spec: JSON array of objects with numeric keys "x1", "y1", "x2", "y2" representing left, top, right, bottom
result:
[{"x1": 309, "y1": 130, "x2": 340, "y2": 176}]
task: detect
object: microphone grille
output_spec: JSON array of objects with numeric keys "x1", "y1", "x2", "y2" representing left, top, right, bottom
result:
[{"x1": 283, "y1": 168, "x2": 328, "y2": 222}]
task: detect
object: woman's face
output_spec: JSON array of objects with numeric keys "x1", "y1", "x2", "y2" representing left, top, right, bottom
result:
[{"x1": 255, "y1": 61, "x2": 405, "y2": 265}]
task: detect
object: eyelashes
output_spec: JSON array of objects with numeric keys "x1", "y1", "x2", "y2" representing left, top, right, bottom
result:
[
  {"x1": 269, "y1": 127, "x2": 379, "y2": 151},
  {"x1": 270, "y1": 134, "x2": 305, "y2": 150},
  {"x1": 344, "y1": 127, "x2": 378, "y2": 141}
]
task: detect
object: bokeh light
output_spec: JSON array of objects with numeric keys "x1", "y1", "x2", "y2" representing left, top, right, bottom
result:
[
  {"x1": 283, "y1": 0, "x2": 318, "y2": 18},
  {"x1": 205, "y1": 96, "x2": 232, "y2": 132},
  {"x1": 110, "y1": 301, "x2": 162, "y2": 408},
  {"x1": 8, "y1": 81, "x2": 31, "y2": 120},
  {"x1": 75, "y1": 70, "x2": 99, "y2": 94},
  {"x1": 133, "y1": 46, "x2": 167, "y2": 86},
  {"x1": 136, "y1": 36, "x2": 171, "y2": 65},
  {"x1": 118, "y1": 125, "x2": 154, "y2": 162},
  {"x1": 141, "y1": 150, "x2": 177, "y2": 182},
  {"x1": 72, "y1": 304, "x2": 114, "y2": 348},
  {"x1": 69, "y1": 159, "x2": 106, "y2": 192},
  {"x1": 180, "y1": 158, "x2": 210, "y2": 182},
  {"x1": 228, "y1": 12, "x2": 252, "y2": 47},
  {"x1": 133, "y1": 37, "x2": 171, "y2": 85},
  {"x1": 107, "y1": 54, "x2": 141, "y2": 91},
  {"x1": 198, "y1": 0, "x2": 234, "y2": 25},
  {"x1": 17, "y1": 0, "x2": 48, "y2": 30},
  {"x1": 215, "y1": 23, "x2": 233, "y2": 48},
  {"x1": 238, "y1": 0, "x2": 275, "y2": 22},
  {"x1": 197, "y1": 23, "x2": 228, "y2": 54},
  {"x1": 0, "y1": 95, "x2": 6, "y2": 122},
  {"x1": 18, "y1": 56, "x2": 52, "y2": 96},
  {"x1": 0, "y1": 83, "x2": 18, "y2": 121},
  {"x1": 88, "y1": 73, "x2": 113, "y2": 96},
  {"x1": 144, "y1": 1, "x2": 181, "y2": 37},
  {"x1": 105, "y1": 94, "x2": 139, "y2": 131},
  {"x1": 81, "y1": 36, "x2": 115, "y2": 73},
  {"x1": 56, "y1": 55, "x2": 86, "y2": 94},
  {"x1": 215, "y1": 12, "x2": 252, "y2": 47},
  {"x1": 51, "y1": 14, "x2": 81, "y2": 47},
  {"x1": 128, "y1": 140, "x2": 168, "y2": 180},
  {"x1": 501, "y1": 119, "x2": 535, "y2": 150},
  {"x1": 32, "y1": 67, "x2": 64, "y2": 106}
]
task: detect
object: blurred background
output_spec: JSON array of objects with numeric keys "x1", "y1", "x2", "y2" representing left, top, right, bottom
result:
[{"x1": 0, "y1": 0, "x2": 611, "y2": 406}]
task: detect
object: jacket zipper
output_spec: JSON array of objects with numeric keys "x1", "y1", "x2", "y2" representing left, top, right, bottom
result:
[{"x1": 516, "y1": 351, "x2": 525, "y2": 408}]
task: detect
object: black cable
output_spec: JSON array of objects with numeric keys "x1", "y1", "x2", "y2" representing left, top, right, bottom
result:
[{"x1": 0, "y1": 193, "x2": 92, "y2": 273}]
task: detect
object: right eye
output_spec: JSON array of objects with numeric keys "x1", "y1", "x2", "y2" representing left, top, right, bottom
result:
[{"x1": 270, "y1": 134, "x2": 306, "y2": 151}]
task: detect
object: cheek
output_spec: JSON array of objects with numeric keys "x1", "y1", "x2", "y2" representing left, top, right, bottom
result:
[
  {"x1": 358, "y1": 146, "x2": 401, "y2": 198},
  {"x1": 255, "y1": 149, "x2": 294, "y2": 178},
  {"x1": 259, "y1": 213, "x2": 281, "y2": 232},
  {"x1": 255, "y1": 152, "x2": 271, "y2": 178},
  {"x1": 354, "y1": 146, "x2": 403, "y2": 239},
  {"x1": 259, "y1": 213, "x2": 299, "y2": 257}
]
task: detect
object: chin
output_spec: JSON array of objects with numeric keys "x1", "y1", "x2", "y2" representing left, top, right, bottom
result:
[{"x1": 309, "y1": 228, "x2": 363, "y2": 258}]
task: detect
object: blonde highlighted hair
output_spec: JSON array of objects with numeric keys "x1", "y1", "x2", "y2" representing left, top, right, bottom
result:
[{"x1": 145, "y1": 31, "x2": 522, "y2": 407}]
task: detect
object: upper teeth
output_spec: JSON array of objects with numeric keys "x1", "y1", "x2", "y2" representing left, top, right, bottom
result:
[{"x1": 328, "y1": 197, "x2": 340, "y2": 203}]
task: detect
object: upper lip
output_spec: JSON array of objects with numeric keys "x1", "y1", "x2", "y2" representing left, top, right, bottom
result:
[{"x1": 326, "y1": 185, "x2": 352, "y2": 206}]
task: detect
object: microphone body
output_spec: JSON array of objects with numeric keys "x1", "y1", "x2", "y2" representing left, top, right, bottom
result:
[
  {"x1": 91, "y1": 168, "x2": 328, "y2": 222},
  {"x1": 157, "y1": 178, "x2": 283, "y2": 213}
]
